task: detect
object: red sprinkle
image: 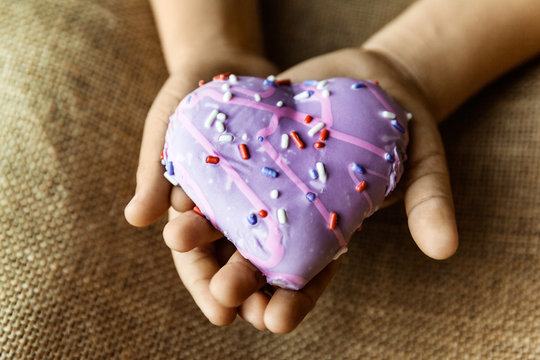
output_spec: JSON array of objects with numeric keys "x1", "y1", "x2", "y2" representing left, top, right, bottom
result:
[
  {"x1": 276, "y1": 79, "x2": 291, "y2": 86},
  {"x1": 160, "y1": 151, "x2": 164, "y2": 160},
  {"x1": 356, "y1": 181, "x2": 367, "y2": 192},
  {"x1": 329, "y1": 212, "x2": 338, "y2": 230},
  {"x1": 205, "y1": 156, "x2": 220, "y2": 164},
  {"x1": 258, "y1": 210, "x2": 268, "y2": 218},
  {"x1": 193, "y1": 206, "x2": 204, "y2": 217},
  {"x1": 198, "y1": 80, "x2": 206, "y2": 87},
  {"x1": 289, "y1": 131, "x2": 305, "y2": 149},
  {"x1": 373, "y1": 80, "x2": 380, "y2": 85},
  {"x1": 319, "y1": 129, "x2": 329, "y2": 141},
  {"x1": 238, "y1": 144, "x2": 250, "y2": 160},
  {"x1": 314, "y1": 142, "x2": 325, "y2": 149},
  {"x1": 356, "y1": 224, "x2": 363, "y2": 232},
  {"x1": 304, "y1": 115, "x2": 313, "y2": 124}
]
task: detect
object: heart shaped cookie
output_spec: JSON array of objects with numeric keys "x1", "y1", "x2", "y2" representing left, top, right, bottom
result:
[{"x1": 162, "y1": 75, "x2": 409, "y2": 290}]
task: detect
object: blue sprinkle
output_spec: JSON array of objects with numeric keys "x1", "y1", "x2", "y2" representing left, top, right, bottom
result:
[
  {"x1": 306, "y1": 192, "x2": 316, "y2": 202},
  {"x1": 303, "y1": 80, "x2": 317, "y2": 86},
  {"x1": 161, "y1": 159, "x2": 166, "y2": 166},
  {"x1": 263, "y1": 79, "x2": 276, "y2": 87},
  {"x1": 166, "y1": 161, "x2": 174, "y2": 175},
  {"x1": 258, "y1": 136, "x2": 264, "y2": 142},
  {"x1": 187, "y1": 95, "x2": 192, "y2": 104},
  {"x1": 385, "y1": 153, "x2": 394, "y2": 163},
  {"x1": 391, "y1": 119, "x2": 405, "y2": 133},
  {"x1": 351, "y1": 82, "x2": 366, "y2": 89},
  {"x1": 309, "y1": 168, "x2": 319, "y2": 180},
  {"x1": 307, "y1": 90, "x2": 314, "y2": 96},
  {"x1": 352, "y1": 163, "x2": 365, "y2": 174},
  {"x1": 262, "y1": 167, "x2": 279, "y2": 178},
  {"x1": 247, "y1": 213, "x2": 257, "y2": 225}
]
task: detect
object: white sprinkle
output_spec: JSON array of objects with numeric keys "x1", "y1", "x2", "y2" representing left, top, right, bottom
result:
[
  {"x1": 316, "y1": 162, "x2": 327, "y2": 183},
  {"x1": 281, "y1": 134, "x2": 289, "y2": 149},
  {"x1": 406, "y1": 112, "x2": 413, "y2": 121},
  {"x1": 267, "y1": 75, "x2": 276, "y2": 81},
  {"x1": 221, "y1": 83, "x2": 230, "y2": 91},
  {"x1": 382, "y1": 111, "x2": 396, "y2": 119},
  {"x1": 204, "y1": 109, "x2": 219, "y2": 128},
  {"x1": 333, "y1": 247, "x2": 348, "y2": 260},
  {"x1": 223, "y1": 91, "x2": 233, "y2": 102},
  {"x1": 322, "y1": 89, "x2": 330, "y2": 97},
  {"x1": 216, "y1": 112, "x2": 227, "y2": 121},
  {"x1": 307, "y1": 122, "x2": 325, "y2": 137},
  {"x1": 294, "y1": 91, "x2": 311, "y2": 100},
  {"x1": 276, "y1": 100, "x2": 284, "y2": 107},
  {"x1": 316, "y1": 80, "x2": 328, "y2": 90},
  {"x1": 241, "y1": 133, "x2": 248, "y2": 141},
  {"x1": 277, "y1": 208, "x2": 287, "y2": 224},
  {"x1": 163, "y1": 171, "x2": 178, "y2": 186},
  {"x1": 270, "y1": 189, "x2": 279, "y2": 199},
  {"x1": 254, "y1": 93, "x2": 262, "y2": 102},
  {"x1": 229, "y1": 74, "x2": 238, "y2": 84},
  {"x1": 218, "y1": 134, "x2": 234, "y2": 143},
  {"x1": 215, "y1": 121, "x2": 225, "y2": 133}
]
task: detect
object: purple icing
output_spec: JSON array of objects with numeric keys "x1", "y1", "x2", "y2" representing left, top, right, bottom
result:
[{"x1": 163, "y1": 76, "x2": 409, "y2": 290}]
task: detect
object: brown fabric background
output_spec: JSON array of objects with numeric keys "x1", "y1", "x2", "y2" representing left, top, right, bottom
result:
[{"x1": 1, "y1": 0, "x2": 539, "y2": 359}]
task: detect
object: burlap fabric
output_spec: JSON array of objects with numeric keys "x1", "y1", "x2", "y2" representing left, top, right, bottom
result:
[{"x1": 1, "y1": 1, "x2": 539, "y2": 359}]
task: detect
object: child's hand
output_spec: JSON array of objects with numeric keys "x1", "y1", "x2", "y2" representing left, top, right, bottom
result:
[{"x1": 162, "y1": 47, "x2": 458, "y2": 334}]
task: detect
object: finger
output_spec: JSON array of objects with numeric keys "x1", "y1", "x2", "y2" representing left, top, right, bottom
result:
[
  {"x1": 404, "y1": 118, "x2": 459, "y2": 259},
  {"x1": 125, "y1": 77, "x2": 192, "y2": 227},
  {"x1": 263, "y1": 258, "x2": 342, "y2": 334},
  {"x1": 209, "y1": 251, "x2": 266, "y2": 308},
  {"x1": 163, "y1": 208, "x2": 222, "y2": 252},
  {"x1": 238, "y1": 291, "x2": 270, "y2": 331},
  {"x1": 171, "y1": 248, "x2": 237, "y2": 326},
  {"x1": 170, "y1": 186, "x2": 195, "y2": 213}
]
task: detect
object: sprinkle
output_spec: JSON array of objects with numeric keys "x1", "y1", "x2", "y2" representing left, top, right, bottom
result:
[
  {"x1": 163, "y1": 171, "x2": 178, "y2": 186},
  {"x1": 267, "y1": 75, "x2": 276, "y2": 81},
  {"x1": 263, "y1": 79, "x2": 276, "y2": 87},
  {"x1": 293, "y1": 90, "x2": 313, "y2": 100},
  {"x1": 198, "y1": 80, "x2": 205, "y2": 87},
  {"x1": 187, "y1": 95, "x2": 192, "y2": 104},
  {"x1": 306, "y1": 192, "x2": 316, "y2": 202},
  {"x1": 333, "y1": 247, "x2": 348, "y2": 260},
  {"x1": 407, "y1": 112, "x2": 413, "y2": 120},
  {"x1": 193, "y1": 206, "x2": 204, "y2": 217},
  {"x1": 319, "y1": 129, "x2": 329, "y2": 141},
  {"x1": 356, "y1": 224, "x2": 363, "y2": 232},
  {"x1": 215, "y1": 121, "x2": 225, "y2": 133},
  {"x1": 356, "y1": 181, "x2": 367, "y2": 192},
  {"x1": 304, "y1": 115, "x2": 313, "y2": 124},
  {"x1": 316, "y1": 80, "x2": 328, "y2": 90},
  {"x1": 238, "y1": 144, "x2": 250, "y2": 159},
  {"x1": 206, "y1": 156, "x2": 219, "y2": 164},
  {"x1": 166, "y1": 161, "x2": 174, "y2": 175},
  {"x1": 391, "y1": 119, "x2": 405, "y2": 133},
  {"x1": 351, "y1": 82, "x2": 365, "y2": 89},
  {"x1": 276, "y1": 100, "x2": 284, "y2": 107},
  {"x1": 321, "y1": 89, "x2": 330, "y2": 97},
  {"x1": 329, "y1": 212, "x2": 338, "y2": 230},
  {"x1": 314, "y1": 141, "x2": 325, "y2": 149},
  {"x1": 277, "y1": 208, "x2": 287, "y2": 224},
  {"x1": 258, "y1": 210, "x2": 268, "y2": 218},
  {"x1": 220, "y1": 72, "x2": 232, "y2": 80},
  {"x1": 216, "y1": 112, "x2": 227, "y2": 121},
  {"x1": 309, "y1": 168, "x2": 319, "y2": 180},
  {"x1": 262, "y1": 167, "x2": 278, "y2": 178},
  {"x1": 204, "y1": 109, "x2": 219, "y2": 128},
  {"x1": 352, "y1": 163, "x2": 365, "y2": 174},
  {"x1": 218, "y1": 134, "x2": 234, "y2": 143},
  {"x1": 161, "y1": 159, "x2": 166, "y2": 166},
  {"x1": 290, "y1": 131, "x2": 305, "y2": 149},
  {"x1": 160, "y1": 151, "x2": 164, "y2": 160},
  {"x1": 316, "y1": 162, "x2": 327, "y2": 183},
  {"x1": 281, "y1": 134, "x2": 289, "y2": 149},
  {"x1": 276, "y1": 79, "x2": 291, "y2": 86},
  {"x1": 221, "y1": 83, "x2": 230, "y2": 91},
  {"x1": 270, "y1": 189, "x2": 279, "y2": 199},
  {"x1": 254, "y1": 94, "x2": 262, "y2": 102},
  {"x1": 385, "y1": 153, "x2": 394, "y2": 163},
  {"x1": 308, "y1": 122, "x2": 325, "y2": 137},
  {"x1": 382, "y1": 111, "x2": 396, "y2": 119},
  {"x1": 373, "y1": 80, "x2": 380, "y2": 85},
  {"x1": 223, "y1": 91, "x2": 233, "y2": 102},
  {"x1": 303, "y1": 80, "x2": 317, "y2": 86},
  {"x1": 228, "y1": 74, "x2": 238, "y2": 84},
  {"x1": 258, "y1": 136, "x2": 264, "y2": 142},
  {"x1": 247, "y1": 213, "x2": 257, "y2": 225}
]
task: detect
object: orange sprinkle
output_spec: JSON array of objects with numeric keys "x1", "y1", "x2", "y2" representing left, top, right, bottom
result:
[
  {"x1": 193, "y1": 206, "x2": 204, "y2": 217},
  {"x1": 356, "y1": 181, "x2": 367, "y2": 192},
  {"x1": 319, "y1": 129, "x2": 329, "y2": 141},
  {"x1": 205, "y1": 156, "x2": 219, "y2": 164},
  {"x1": 314, "y1": 142, "x2": 325, "y2": 149},
  {"x1": 304, "y1": 115, "x2": 313, "y2": 124},
  {"x1": 258, "y1": 210, "x2": 268, "y2": 218},
  {"x1": 198, "y1": 80, "x2": 206, "y2": 87},
  {"x1": 238, "y1": 144, "x2": 250, "y2": 160},
  {"x1": 329, "y1": 212, "x2": 338, "y2": 230},
  {"x1": 290, "y1": 131, "x2": 305, "y2": 149}
]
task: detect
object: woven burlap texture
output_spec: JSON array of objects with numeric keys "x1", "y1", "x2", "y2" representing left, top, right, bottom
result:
[{"x1": 1, "y1": 1, "x2": 539, "y2": 359}]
